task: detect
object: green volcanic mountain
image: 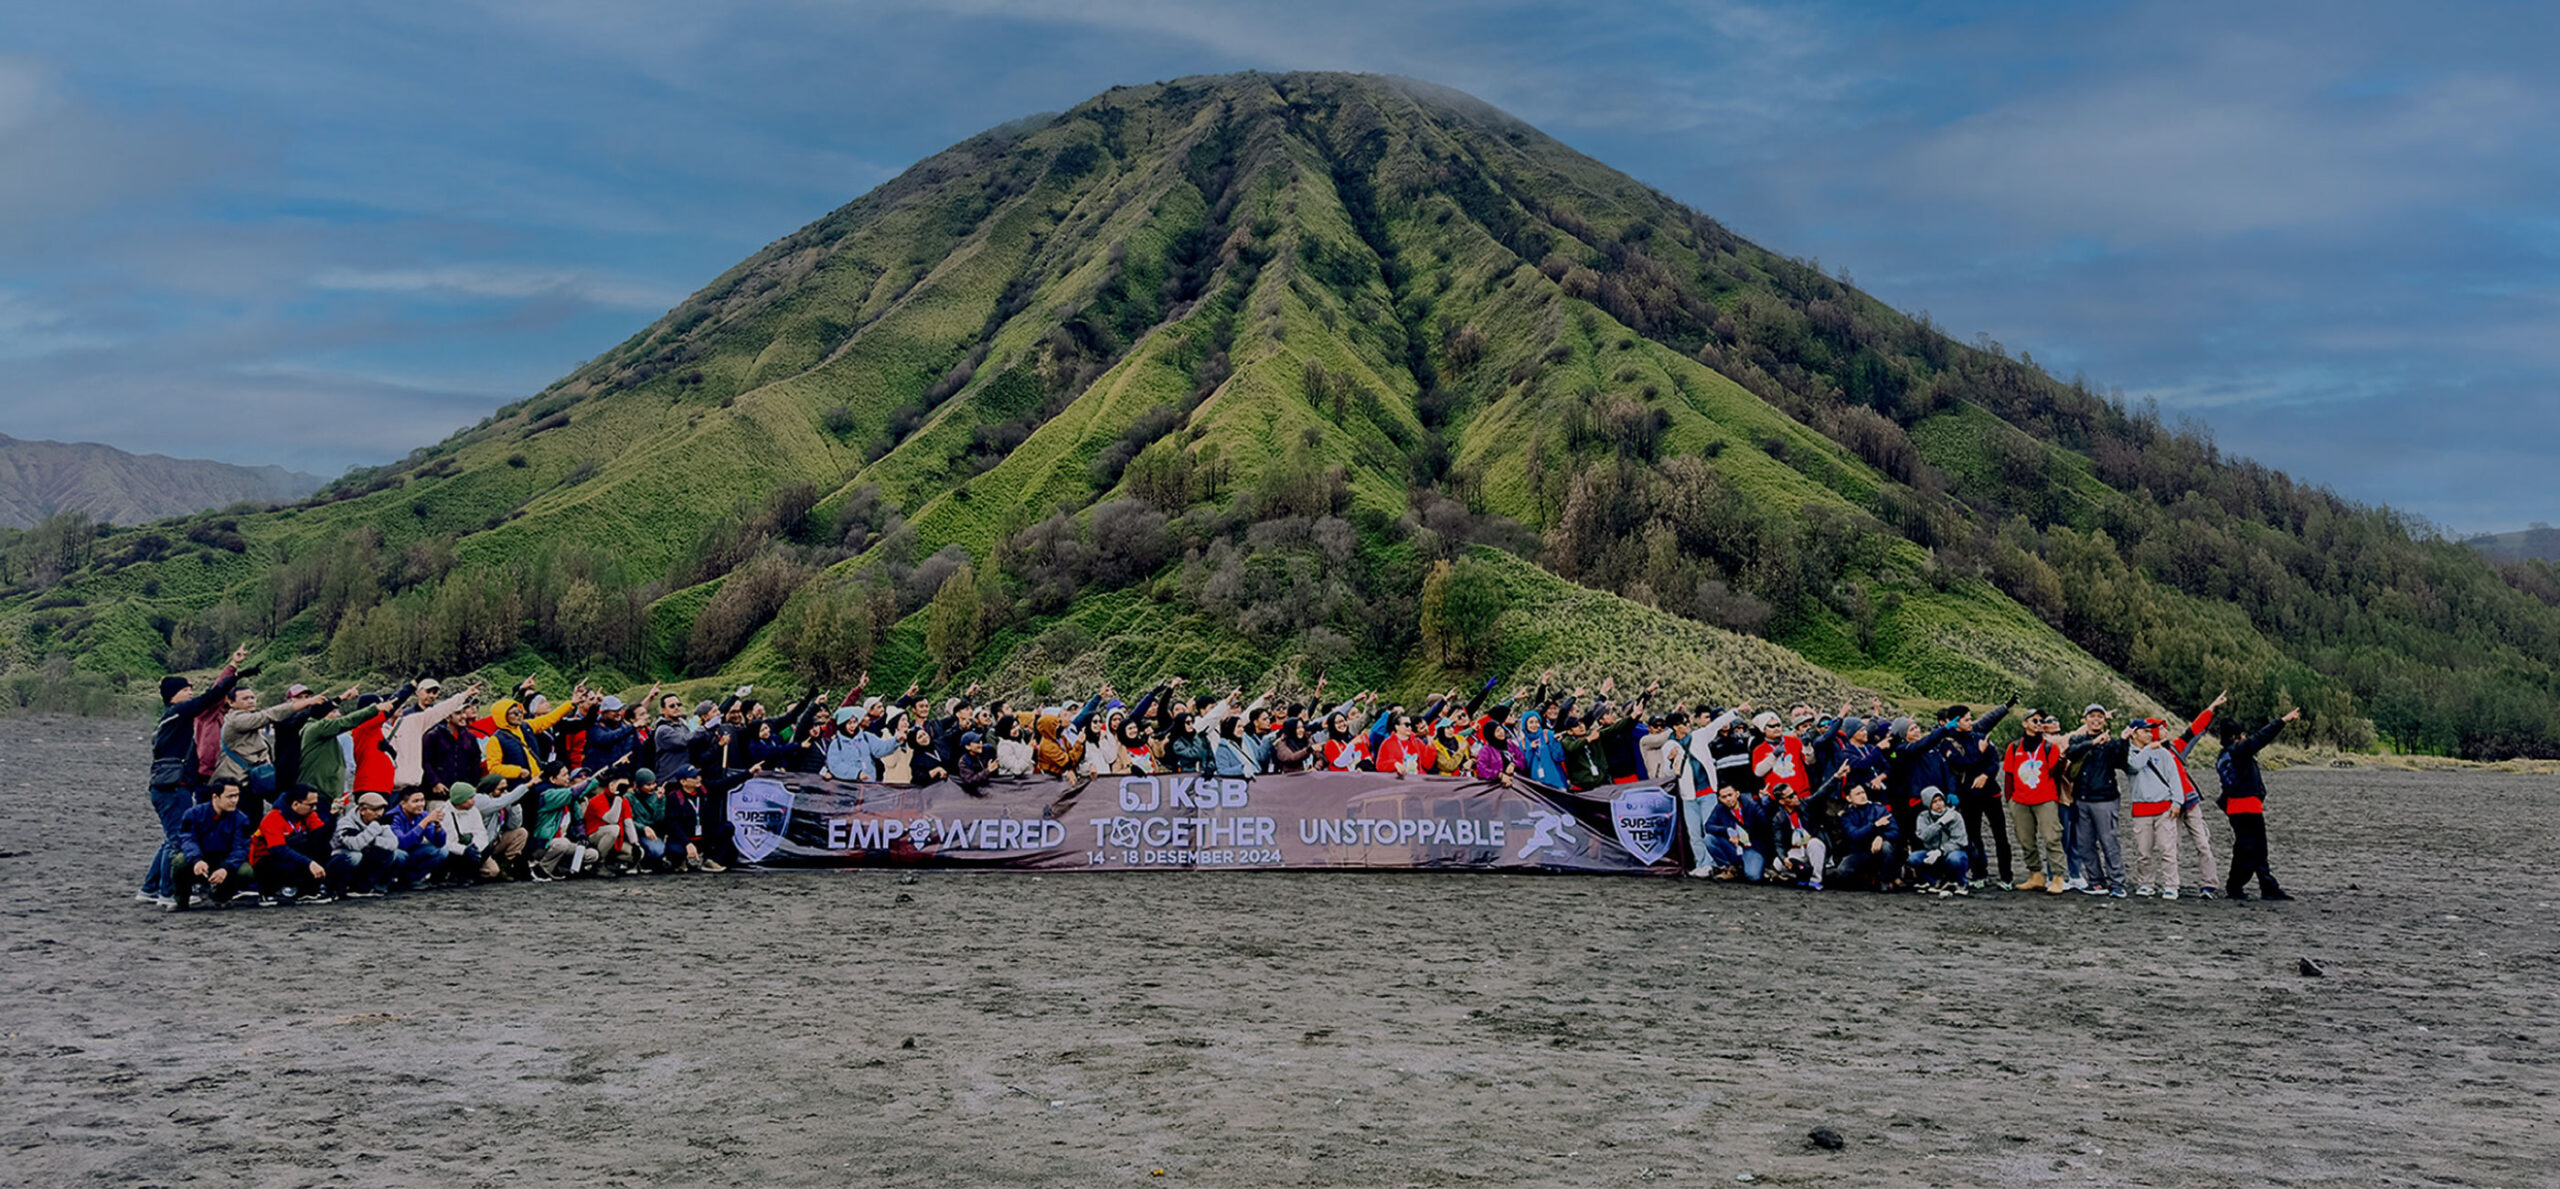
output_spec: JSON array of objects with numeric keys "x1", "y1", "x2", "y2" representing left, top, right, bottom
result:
[{"x1": 8, "y1": 72, "x2": 2559, "y2": 756}]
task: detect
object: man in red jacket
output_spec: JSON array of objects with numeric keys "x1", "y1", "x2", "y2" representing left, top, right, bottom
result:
[{"x1": 2002, "y1": 710, "x2": 2067, "y2": 893}]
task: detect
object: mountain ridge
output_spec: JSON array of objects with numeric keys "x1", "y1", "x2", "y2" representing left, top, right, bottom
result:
[
  {"x1": 0, "y1": 434, "x2": 323, "y2": 529},
  {"x1": 8, "y1": 71, "x2": 2558, "y2": 756}
]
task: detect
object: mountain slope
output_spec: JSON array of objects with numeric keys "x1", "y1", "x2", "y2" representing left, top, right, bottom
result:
[
  {"x1": 0, "y1": 435, "x2": 320, "y2": 528},
  {"x1": 8, "y1": 71, "x2": 2557, "y2": 755}
]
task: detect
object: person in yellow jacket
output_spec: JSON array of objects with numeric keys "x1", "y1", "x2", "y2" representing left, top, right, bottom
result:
[{"x1": 482, "y1": 695, "x2": 576, "y2": 785}]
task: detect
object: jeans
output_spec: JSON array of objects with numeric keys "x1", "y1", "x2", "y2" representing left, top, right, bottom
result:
[
  {"x1": 142, "y1": 784, "x2": 193, "y2": 897},
  {"x1": 329, "y1": 848, "x2": 393, "y2": 893},
  {"x1": 2073, "y1": 799, "x2": 2124, "y2": 889},
  {"x1": 2059, "y1": 797, "x2": 2082, "y2": 882},
  {"x1": 1704, "y1": 834, "x2": 1764, "y2": 881},
  {"x1": 391, "y1": 845, "x2": 443, "y2": 888},
  {"x1": 1906, "y1": 847, "x2": 1970, "y2": 885},
  {"x1": 1680, "y1": 795, "x2": 1714, "y2": 870}
]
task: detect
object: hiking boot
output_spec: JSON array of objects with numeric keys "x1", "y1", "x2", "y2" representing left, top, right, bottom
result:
[
  {"x1": 2261, "y1": 889, "x2": 2294, "y2": 902},
  {"x1": 2045, "y1": 880, "x2": 2069, "y2": 895},
  {"x1": 2017, "y1": 873, "x2": 2048, "y2": 892}
]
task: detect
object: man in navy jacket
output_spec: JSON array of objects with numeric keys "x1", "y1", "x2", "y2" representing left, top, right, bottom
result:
[{"x1": 172, "y1": 778, "x2": 255, "y2": 911}]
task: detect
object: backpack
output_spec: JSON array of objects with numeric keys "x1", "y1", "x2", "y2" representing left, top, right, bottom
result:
[{"x1": 2214, "y1": 747, "x2": 2240, "y2": 810}]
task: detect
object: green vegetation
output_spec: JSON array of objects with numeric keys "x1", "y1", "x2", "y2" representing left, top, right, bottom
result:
[{"x1": 7, "y1": 72, "x2": 2558, "y2": 756}]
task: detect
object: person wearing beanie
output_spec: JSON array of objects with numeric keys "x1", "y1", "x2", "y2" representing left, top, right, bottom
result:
[
  {"x1": 170, "y1": 778, "x2": 255, "y2": 911},
  {"x1": 249, "y1": 783, "x2": 335, "y2": 905},
  {"x1": 443, "y1": 779, "x2": 529, "y2": 881},
  {"x1": 330, "y1": 791, "x2": 399, "y2": 897},
  {"x1": 628, "y1": 769, "x2": 672, "y2": 871},
  {"x1": 1906, "y1": 789, "x2": 1972, "y2": 895},
  {"x1": 141, "y1": 646, "x2": 248, "y2": 905}
]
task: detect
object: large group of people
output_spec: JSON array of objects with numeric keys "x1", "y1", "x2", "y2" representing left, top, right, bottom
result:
[{"x1": 141, "y1": 651, "x2": 2301, "y2": 910}]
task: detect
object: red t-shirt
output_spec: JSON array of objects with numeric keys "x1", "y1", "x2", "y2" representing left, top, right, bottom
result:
[
  {"x1": 1753, "y1": 737, "x2": 1810, "y2": 798},
  {"x1": 2003, "y1": 739, "x2": 2061, "y2": 806}
]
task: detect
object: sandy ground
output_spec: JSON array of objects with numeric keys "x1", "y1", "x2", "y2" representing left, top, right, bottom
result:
[{"x1": 2, "y1": 716, "x2": 2555, "y2": 1188}]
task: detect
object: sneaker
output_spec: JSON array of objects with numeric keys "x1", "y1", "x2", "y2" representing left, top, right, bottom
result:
[
  {"x1": 699, "y1": 859, "x2": 727, "y2": 873},
  {"x1": 2135, "y1": 886, "x2": 2156, "y2": 897},
  {"x1": 2080, "y1": 884, "x2": 2108, "y2": 896},
  {"x1": 2068, "y1": 877, "x2": 2089, "y2": 892},
  {"x1": 1687, "y1": 864, "x2": 1714, "y2": 878},
  {"x1": 2110, "y1": 887, "x2": 2129, "y2": 899},
  {"x1": 1953, "y1": 884, "x2": 1971, "y2": 896},
  {"x1": 2261, "y1": 890, "x2": 2294, "y2": 902},
  {"x1": 254, "y1": 895, "x2": 280, "y2": 908},
  {"x1": 1807, "y1": 879, "x2": 1824, "y2": 891},
  {"x1": 2194, "y1": 888, "x2": 2220, "y2": 900},
  {"x1": 346, "y1": 888, "x2": 383, "y2": 899},
  {"x1": 302, "y1": 892, "x2": 336, "y2": 906},
  {"x1": 529, "y1": 866, "x2": 555, "y2": 883},
  {"x1": 1930, "y1": 886, "x2": 1951, "y2": 898},
  {"x1": 2226, "y1": 889, "x2": 2252, "y2": 901},
  {"x1": 2160, "y1": 889, "x2": 2179, "y2": 901},
  {"x1": 134, "y1": 890, "x2": 161, "y2": 904}
]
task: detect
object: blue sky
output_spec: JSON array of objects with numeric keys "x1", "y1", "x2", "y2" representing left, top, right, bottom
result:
[{"x1": 2, "y1": 1, "x2": 2553, "y2": 532}]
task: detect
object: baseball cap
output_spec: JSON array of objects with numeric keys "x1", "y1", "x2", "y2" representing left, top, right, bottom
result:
[
  {"x1": 2084, "y1": 703, "x2": 2109, "y2": 716},
  {"x1": 418, "y1": 677, "x2": 442, "y2": 693},
  {"x1": 286, "y1": 683, "x2": 312, "y2": 697}
]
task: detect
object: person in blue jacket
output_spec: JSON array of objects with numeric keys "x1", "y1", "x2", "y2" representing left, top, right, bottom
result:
[
  {"x1": 384, "y1": 789, "x2": 452, "y2": 890},
  {"x1": 1702, "y1": 786, "x2": 1768, "y2": 882},
  {"x1": 1835, "y1": 782, "x2": 1901, "y2": 892},
  {"x1": 171, "y1": 777, "x2": 254, "y2": 911},
  {"x1": 144, "y1": 647, "x2": 249, "y2": 904}
]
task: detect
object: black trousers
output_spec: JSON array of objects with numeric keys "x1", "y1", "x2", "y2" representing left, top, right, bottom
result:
[
  {"x1": 172, "y1": 862, "x2": 244, "y2": 908},
  {"x1": 1959, "y1": 793, "x2": 2011, "y2": 882},
  {"x1": 2226, "y1": 812, "x2": 2280, "y2": 895}
]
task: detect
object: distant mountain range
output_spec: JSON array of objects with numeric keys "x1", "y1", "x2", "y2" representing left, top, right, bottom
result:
[
  {"x1": 0, "y1": 434, "x2": 323, "y2": 529},
  {"x1": 2465, "y1": 526, "x2": 2560, "y2": 564}
]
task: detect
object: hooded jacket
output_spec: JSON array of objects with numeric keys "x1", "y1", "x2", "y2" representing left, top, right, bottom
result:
[
  {"x1": 1911, "y1": 804, "x2": 1969, "y2": 859},
  {"x1": 331, "y1": 803, "x2": 397, "y2": 858},
  {"x1": 1033, "y1": 712, "x2": 1085, "y2": 777},
  {"x1": 351, "y1": 709, "x2": 397, "y2": 795},
  {"x1": 482, "y1": 697, "x2": 576, "y2": 785}
]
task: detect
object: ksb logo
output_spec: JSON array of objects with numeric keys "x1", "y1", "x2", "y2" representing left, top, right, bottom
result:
[{"x1": 1117, "y1": 775, "x2": 1251, "y2": 812}]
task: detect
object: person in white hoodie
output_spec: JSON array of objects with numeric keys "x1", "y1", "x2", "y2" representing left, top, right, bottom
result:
[{"x1": 2122, "y1": 718, "x2": 2185, "y2": 899}]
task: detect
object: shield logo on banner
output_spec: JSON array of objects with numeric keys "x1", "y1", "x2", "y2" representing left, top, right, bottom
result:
[
  {"x1": 730, "y1": 778, "x2": 796, "y2": 863},
  {"x1": 1608, "y1": 786, "x2": 1678, "y2": 864}
]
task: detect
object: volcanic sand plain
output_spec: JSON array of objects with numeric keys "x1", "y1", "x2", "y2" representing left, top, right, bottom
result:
[{"x1": 2, "y1": 716, "x2": 2554, "y2": 1187}]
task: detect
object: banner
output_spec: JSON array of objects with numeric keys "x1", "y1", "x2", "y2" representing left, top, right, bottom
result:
[{"x1": 726, "y1": 769, "x2": 1691, "y2": 874}]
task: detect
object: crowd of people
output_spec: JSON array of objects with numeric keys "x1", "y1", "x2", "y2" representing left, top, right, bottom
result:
[{"x1": 141, "y1": 651, "x2": 2300, "y2": 910}]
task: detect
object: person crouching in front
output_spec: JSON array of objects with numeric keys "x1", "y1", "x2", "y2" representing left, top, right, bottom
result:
[
  {"x1": 330, "y1": 792, "x2": 398, "y2": 897},
  {"x1": 385, "y1": 789, "x2": 455, "y2": 891},
  {"x1": 1835, "y1": 782, "x2": 1900, "y2": 892},
  {"x1": 170, "y1": 778, "x2": 255, "y2": 912},
  {"x1": 1906, "y1": 789, "x2": 1972, "y2": 895},
  {"x1": 582, "y1": 776, "x2": 643, "y2": 875},
  {"x1": 250, "y1": 783, "x2": 335, "y2": 905},
  {"x1": 1702, "y1": 785, "x2": 1767, "y2": 882}
]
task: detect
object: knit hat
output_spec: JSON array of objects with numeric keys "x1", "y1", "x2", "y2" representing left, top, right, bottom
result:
[
  {"x1": 1842, "y1": 716, "x2": 1867, "y2": 739},
  {"x1": 834, "y1": 706, "x2": 859, "y2": 725},
  {"x1": 161, "y1": 675, "x2": 190, "y2": 701},
  {"x1": 1791, "y1": 706, "x2": 1819, "y2": 726},
  {"x1": 448, "y1": 781, "x2": 477, "y2": 807},
  {"x1": 634, "y1": 768, "x2": 657, "y2": 784},
  {"x1": 1752, "y1": 711, "x2": 1783, "y2": 732},
  {"x1": 1887, "y1": 716, "x2": 1914, "y2": 739}
]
